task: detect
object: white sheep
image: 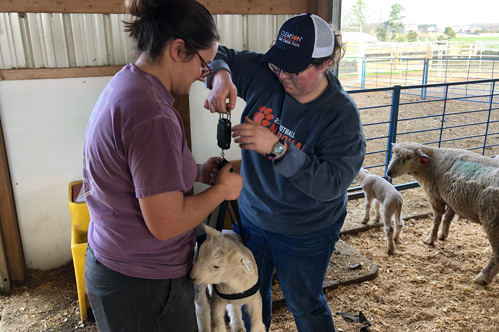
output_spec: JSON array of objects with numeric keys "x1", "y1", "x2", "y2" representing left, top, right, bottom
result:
[
  {"x1": 355, "y1": 168, "x2": 404, "y2": 255},
  {"x1": 387, "y1": 142, "x2": 499, "y2": 285},
  {"x1": 190, "y1": 224, "x2": 265, "y2": 332}
]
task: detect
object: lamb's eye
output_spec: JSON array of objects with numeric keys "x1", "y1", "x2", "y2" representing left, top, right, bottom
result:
[{"x1": 213, "y1": 265, "x2": 220, "y2": 269}]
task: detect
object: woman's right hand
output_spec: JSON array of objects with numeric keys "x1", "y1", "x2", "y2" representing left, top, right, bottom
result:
[
  {"x1": 204, "y1": 70, "x2": 237, "y2": 114},
  {"x1": 214, "y1": 162, "x2": 243, "y2": 201}
]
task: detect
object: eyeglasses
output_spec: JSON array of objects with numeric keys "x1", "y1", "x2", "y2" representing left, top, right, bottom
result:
[
  {"x1": 268, "y1": 63, "x2": 313, "y2": 81},
  {"x1": 183, "y1": 40, "x2": 213, "y2": 79},
  {"x1": 195, "y1": 51, "x2": 213, "y2": 79}
]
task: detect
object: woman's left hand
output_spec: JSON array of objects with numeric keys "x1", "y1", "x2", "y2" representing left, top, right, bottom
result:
[
  {"x1": 232, "y1": 116, "x2": 279, "y2": 154},
  {"x1": 196, "y1": 157, "x2": 220, "y2": 185}
]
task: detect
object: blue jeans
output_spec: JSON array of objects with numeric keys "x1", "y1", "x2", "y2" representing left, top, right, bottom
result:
[
  {"x1": 235, "y1": 209, "x2": 346, "y2": 332},
  {"x1": 84, "y1": 245, "x2": 197, "y2": 332}
]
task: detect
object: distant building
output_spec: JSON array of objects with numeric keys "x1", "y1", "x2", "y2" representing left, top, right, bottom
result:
[
  {"x1": 425, "y1": 26, "x2": 436, "y2": 33},
  {"x1": 465, "y1": 27, "x2": 481, "y2": 34}
]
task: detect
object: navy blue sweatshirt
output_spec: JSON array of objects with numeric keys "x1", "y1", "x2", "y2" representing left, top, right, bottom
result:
[{"x1": 208, "y1": 46, "x2": 366, "y2": 235}]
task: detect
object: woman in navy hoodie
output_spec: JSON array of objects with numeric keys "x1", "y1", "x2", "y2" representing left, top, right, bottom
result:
[{"x1": 206, "y1": 13, "x2": 366, "y2": 332}]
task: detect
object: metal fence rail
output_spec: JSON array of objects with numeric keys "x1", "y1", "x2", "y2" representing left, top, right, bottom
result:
[
  {"x1": 340, "y1": 57, "x2": 499, "y2": 90},
  {"x1": 347, "y1": 78, "x2": 499, "y2": 198},
  {"x1": 340, "y1": 58, "x2": 499, "y2": 103}
]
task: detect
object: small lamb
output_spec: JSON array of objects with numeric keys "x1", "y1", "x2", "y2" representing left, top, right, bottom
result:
[
  {"x1": 190, "y1": 224, "x2": 265, "y2": 332},
  {"x1": 387, "y1": 142, "x2": 499, "y2": 285},
  {"x1": 355, "y1": 168, "x2": 404, "y2": 255}
]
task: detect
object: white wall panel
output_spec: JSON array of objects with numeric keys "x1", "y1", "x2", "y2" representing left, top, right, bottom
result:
[
  {"x1": 0, "y1": 13, "x2": 294, "y2": 69},
  {"x1": 70, "y1": 14, "x2": 87, "y2": 66},
  {"x1": 27, "y1": 13, "x2": 47, "y2": 68},
  {"x1": 0, "y1": 13, "x2": 14, "y2": 68},
  {"x1": 49, "y1": 14, "x2": 70, "y2": 67},
  {"x1": 0, "y1": 77, "x2": 111, "y2": 269},
  {"x1": 41, "y1": 13, "x2": 57, "y2": 67}
]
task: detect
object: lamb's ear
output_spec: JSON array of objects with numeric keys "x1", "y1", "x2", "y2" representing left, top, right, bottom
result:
[
  {"x1": 241, "y1": 258, "x2": 253, "y2": 273},
  {"x1": 419, "y1": 152, "x2": 431, "y2": 165},
  {"x1": 230, "y1": 252, "x2": 254, "y2": 273},
  {"x1": 391, "y1": 143, "x2": 398, "y2": 149},
  {"x1": 202, "y1": 224, "x2": 221, "y2": 238}
]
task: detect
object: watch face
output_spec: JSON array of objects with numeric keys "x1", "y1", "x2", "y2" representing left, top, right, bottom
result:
[{"x1": 274, "y1": 144, "x2": 284, "y2": 154}]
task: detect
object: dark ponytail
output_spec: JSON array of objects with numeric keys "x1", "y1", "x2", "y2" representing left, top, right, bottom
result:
[{"x1": 124, "y1": 0, "x2": 220, "y2": 63}]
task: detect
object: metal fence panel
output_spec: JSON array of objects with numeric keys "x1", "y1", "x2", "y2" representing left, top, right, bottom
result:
[{"x1": 347, "y1": 79, "x2": 499, "y2": 196}]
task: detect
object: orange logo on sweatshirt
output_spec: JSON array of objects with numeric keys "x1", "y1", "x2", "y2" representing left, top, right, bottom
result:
[{"x1": 253, "y1": 106, "x2": 274, "y2": 126}]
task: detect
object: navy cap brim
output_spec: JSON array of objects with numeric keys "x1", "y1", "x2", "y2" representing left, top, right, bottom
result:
[{"x1": 261, "y1": 44, "x2": 313, "y2": 74}]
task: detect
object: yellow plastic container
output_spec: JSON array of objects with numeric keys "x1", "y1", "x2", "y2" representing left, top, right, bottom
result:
[{"x1": 68, "y1": 181, "x2": 91, "y2": 321}]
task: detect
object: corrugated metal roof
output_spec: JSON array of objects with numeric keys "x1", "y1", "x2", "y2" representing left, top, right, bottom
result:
[{"x1": 0, "y1": 13, "x2": 292, "y2": 69}]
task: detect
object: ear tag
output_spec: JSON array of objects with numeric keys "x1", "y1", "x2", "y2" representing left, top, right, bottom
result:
[
  {"x1": 242, "y1": 259, "x2": 253, "y2": 272},
  {"x1": 420, "y1": 156, "x2": 427, "y2": 165}
]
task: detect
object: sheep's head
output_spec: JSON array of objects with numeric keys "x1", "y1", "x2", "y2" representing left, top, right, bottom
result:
[
  {"x1": 387, "y1": 142, "x2": 430, "y2": 178},
  {"x1": 190, "y1": 224, "x2": 254, "y2": 285}
]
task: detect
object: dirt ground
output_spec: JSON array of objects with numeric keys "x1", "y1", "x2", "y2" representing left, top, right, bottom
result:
[
  {"x1": 1, "y1": 91, "x2": 498, "y2": 331},
  {"x1": 1, "y1": 192, "x2": 497, "y2": 332}
]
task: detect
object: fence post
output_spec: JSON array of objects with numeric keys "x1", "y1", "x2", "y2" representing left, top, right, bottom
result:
[
  {"x1": 361, "y1": 58, "x2": 366, "y2": 89},
  {"x1": 482, "y1": 80, "x2": 496, "y2": 155},
  {"x1": 422, "y1": 58, "x2": 428, "y2": 100},
  {"x1": 384, "y1": 85, "x2": 401, "y2": 180}
]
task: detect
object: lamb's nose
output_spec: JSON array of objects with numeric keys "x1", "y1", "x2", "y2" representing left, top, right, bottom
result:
[
  {"x1": 387, "y1": 171, "x2": 393, "y2": 177},
  {"x1": 190, "y1": 277, "x2": 196, "y2": 282}
]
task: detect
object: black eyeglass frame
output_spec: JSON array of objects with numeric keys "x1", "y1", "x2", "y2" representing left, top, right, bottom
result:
[
  {"x1": 268, "y1": 63, "x2": 314, "y2": 81},
  {"x1": 195, "y1": 51, "x2": 213, "y2": 79},
  {"x1": 183, "y1": 40, "x2": 213, "y2": 79}
]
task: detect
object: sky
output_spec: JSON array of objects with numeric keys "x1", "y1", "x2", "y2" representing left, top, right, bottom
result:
[{"x1": 342, "y1": 0, "x2": 499, "y2": 27}]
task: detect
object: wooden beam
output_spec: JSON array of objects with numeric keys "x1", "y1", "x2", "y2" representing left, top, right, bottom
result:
[
  {"x1": 0, "y1": 119, "x2": 26, "y2": 285},
  {"x1": 173, "y1": 94, "x2": 192, "y2": 151},
  {"x1": 0, "y1": 66, "x2": 123, "y2": 81},
  {"x1": 0, "y1": 0, "x2": 309, "y2": 14},
  {"x1": 308, "y1": 0, "x2": 332, "y2": 22}
]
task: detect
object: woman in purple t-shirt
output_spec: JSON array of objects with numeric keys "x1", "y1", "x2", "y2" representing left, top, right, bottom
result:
[{"x1": 83, "y1": 0, "x2": 243, "y2": 331}]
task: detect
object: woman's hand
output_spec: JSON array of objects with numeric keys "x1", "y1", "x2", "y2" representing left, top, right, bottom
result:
[
  {"x1": 232, "y1": 116, "x2": 281, "y2": 154},
  {"x1": 210, "y1": 160, "x2": 241, "y2": 184},
  {"x1": 204, "y1": 70, "x2": 237, "y2": 114},
  {"x1": 214, "y1": 163, "x2": 243, "y2": 201},
  {"x1": 196, "y1": 157, "x2": 219, "y2": 185}
]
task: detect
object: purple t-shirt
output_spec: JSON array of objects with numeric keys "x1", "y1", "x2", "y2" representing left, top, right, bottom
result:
[{"x1": 82, "y1": 64, "x2": 197, "y2": 279}]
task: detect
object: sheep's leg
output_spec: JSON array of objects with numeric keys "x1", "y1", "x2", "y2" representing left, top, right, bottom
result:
[
  {"x1": 373, "y1": 199, "x2": 382, "y2": 222},
  {"x1": 227, "y1": 304, "x2": 245, "y2": 332},
  {"x1": 362, "y1": 193, "x2": 374, "y2": 224},
  {"x1": 211, "y1": 298, "x2": 228, "y2": 332},
  {"x1": 383, "y1": 213, "x2": 395, "y2": 255},
  {"x1": 394, "y1": 207, "x2": 404, "y2": 243},
  {"x1": 245, "y1": 296, "x2": 266, "y2": 332},
  {"x1": 424, "y1": 202, "x2": 445, "y2": 245},
  {"x1": 438, "y1": 206, "x2": 455, "y2": 240},
  {"x1": 194, "y1": 284, "x2": 211, "y2": 332},
  {"x1": 474, "y1": 221, "x2": 499, "y2": 286}
]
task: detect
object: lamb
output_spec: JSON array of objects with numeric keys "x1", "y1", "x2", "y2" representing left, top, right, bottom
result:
[
  {"x1": 190, "y1": 224, "x2": 265, "y2": 332},
  {"x1": 355, "y1": 168, "x2": 404, "y2": 255},
  {"x1": 386, "y1": 142, "x2": 499, "y2": 285}
]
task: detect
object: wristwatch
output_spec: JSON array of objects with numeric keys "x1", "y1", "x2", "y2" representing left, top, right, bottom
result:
[{"x1": 269, "y1": 139, "x2": 285, "y2": 158}]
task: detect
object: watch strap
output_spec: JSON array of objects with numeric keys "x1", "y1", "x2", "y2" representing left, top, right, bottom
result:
[{"x1": 269, "y1": 139, "x2": 285, "y2": 158}]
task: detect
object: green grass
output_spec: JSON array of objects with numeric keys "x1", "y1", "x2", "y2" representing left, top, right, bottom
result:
[{"x1": 450, "y1": 36, "x2": 499, "y2": 42}]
